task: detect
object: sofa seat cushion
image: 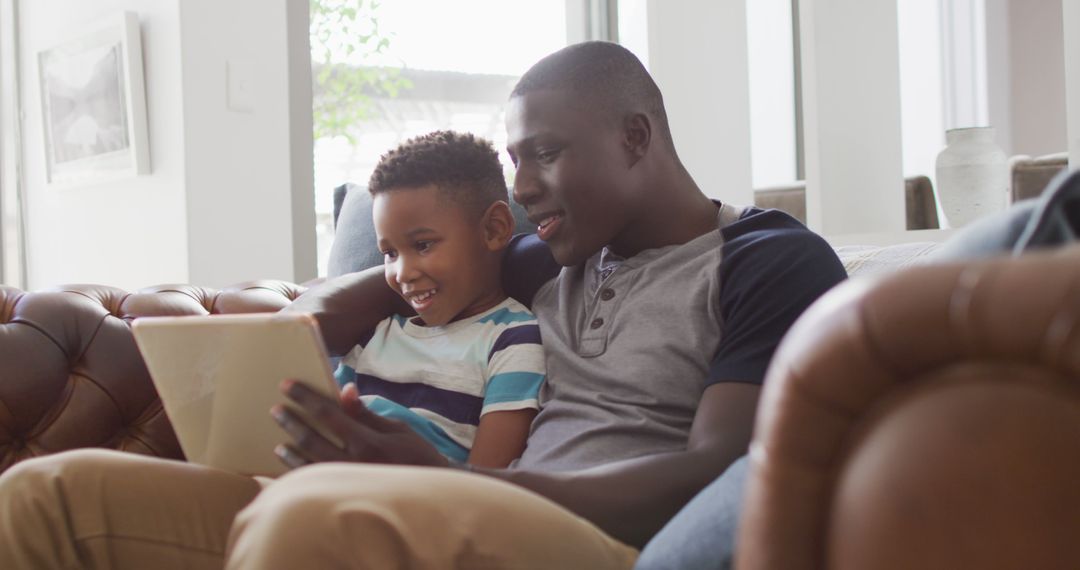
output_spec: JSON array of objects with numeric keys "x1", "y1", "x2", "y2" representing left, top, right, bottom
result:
[{"x1": 835, "y1": 242, "x2": 941, "y2": 277}]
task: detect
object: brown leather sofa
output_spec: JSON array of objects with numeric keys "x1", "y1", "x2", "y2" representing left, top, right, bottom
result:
[
  {"x1": 0, "y1": 281, "x2": 307, "y2": 472},
  {"x1": 737, "y1": 243, "x2": 1080, "y2": 569}
]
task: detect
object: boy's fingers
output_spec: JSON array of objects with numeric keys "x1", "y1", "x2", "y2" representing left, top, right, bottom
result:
[
  {"x1": 339, "y1": 383, "x2": 366, "y2": 416},
  {"x1": 340, "y1": 383, "x2": 359, "y2": 399},
  {"x1": 274, "y1": 443, "x2": 310, "y2": 469},
  {"x1": 282, "y1": 379, "x2": 337, "y2": 414},
  {"x1": 284, "y1": 379, "x2": 376, "y2": 432},
  {"x1": 271, "y1": 405, "x2": 348, "y2": 462},
  {"x1": 333, "y1": 382, "x2": 403, "y2": 432},
  {"x1": 350, "y1": 401, "x2": 403, "y2": 433},
  {"x1": 280, "y1": 381, "x2": 393, "y2": 461}
]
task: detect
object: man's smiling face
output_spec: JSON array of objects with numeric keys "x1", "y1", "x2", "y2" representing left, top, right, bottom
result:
[{"x1": 506, "y1": 88, "x2": 637, "y2": 267}]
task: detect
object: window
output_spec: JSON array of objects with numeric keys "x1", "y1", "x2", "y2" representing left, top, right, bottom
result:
[
  {"x1": 746, "y1": 0, "x2": 798, "y2": 188},
  {"x1": 898, "y1": 0, "x2": 947, "y2": 188},
  {"x1": 0, "y1": 0, "x2": 26, "y2": 288},
  {"x1": 310, "y1": 0, "x2": 569, "y2": 277},
  {"x1": 753, "y1": 2, "x2": 967, "y2": 195}
]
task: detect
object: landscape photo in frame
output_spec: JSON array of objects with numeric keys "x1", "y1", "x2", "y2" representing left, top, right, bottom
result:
[{"x1": 38, "y1": 11, "x2": 149, "y2": 185}]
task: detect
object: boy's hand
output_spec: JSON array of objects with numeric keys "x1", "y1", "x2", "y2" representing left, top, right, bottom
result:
[{"x1": 272, "y1": 379, "x2": 449, "y2": 469}]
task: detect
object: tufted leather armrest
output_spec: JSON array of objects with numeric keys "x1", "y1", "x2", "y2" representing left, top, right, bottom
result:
[
  {"x1": 0, "y1": 281, "x2": 307, "y2": 473},
  {"x1": 736, "y1": 245, "x2": 1080, "y2": 569}
]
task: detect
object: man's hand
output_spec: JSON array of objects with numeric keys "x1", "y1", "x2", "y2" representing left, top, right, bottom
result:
[
  {"x1": 271, "y1": 380, "x2": 449, "y2": 469},
  {"x1": 499, "y1": 382, "x2": 760, "y2": 547}
]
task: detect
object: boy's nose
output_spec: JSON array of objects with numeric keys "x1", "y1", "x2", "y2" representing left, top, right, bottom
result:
[{"x1": 394, "y1": 256, "x2": 422, "y2": 284}]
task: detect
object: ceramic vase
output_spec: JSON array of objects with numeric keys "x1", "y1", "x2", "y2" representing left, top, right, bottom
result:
[{"x1": 935, "y1": 127, "x2": 1008, "y2": 228}]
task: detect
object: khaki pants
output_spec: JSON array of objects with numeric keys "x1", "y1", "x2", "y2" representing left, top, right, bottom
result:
[{"x1": 0, "y1": 449, "x2": 638, "y2": 569}]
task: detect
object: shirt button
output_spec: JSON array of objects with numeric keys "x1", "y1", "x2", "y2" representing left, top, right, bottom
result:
[
  {"x1": 600, "y1": 288, "x2": 615, "y2": 301},
  {"x1": 590, "y1": 318, "x2": 604, "y2": 329}
]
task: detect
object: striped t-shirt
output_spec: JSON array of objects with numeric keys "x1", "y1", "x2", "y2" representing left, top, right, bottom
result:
[{"x1": 333, "y1": 297, "x2": 545, "y2": 462}]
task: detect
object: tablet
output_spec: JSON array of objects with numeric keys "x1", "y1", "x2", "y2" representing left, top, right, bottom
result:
[{"x1": 132, "y1": 312, "x2": 341, "y2": 477}]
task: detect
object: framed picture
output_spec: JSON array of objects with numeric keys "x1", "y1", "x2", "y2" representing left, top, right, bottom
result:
[{"x1": 38, "y1": 11, "x2": 149, "y2": 185}]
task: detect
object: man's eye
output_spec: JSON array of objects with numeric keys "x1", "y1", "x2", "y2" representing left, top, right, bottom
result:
[{"x1": 537, "y1": 148, "x2": 560, "y2": 163}]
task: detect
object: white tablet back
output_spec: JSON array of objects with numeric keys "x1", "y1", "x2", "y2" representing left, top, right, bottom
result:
[{"x1": 132, "y1": 312, "x2": 339, "y2": 477}]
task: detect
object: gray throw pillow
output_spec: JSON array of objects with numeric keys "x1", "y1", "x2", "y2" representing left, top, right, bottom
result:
[
  {"x1": 932, "y1": 168, "x2": 1080, "y2": 262},
  {"x1": 327, "y1": 183, "x2": 383, "y2": 277}
]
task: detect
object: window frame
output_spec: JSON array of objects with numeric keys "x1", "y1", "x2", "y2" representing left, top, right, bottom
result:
[{"x1": 0, "y1": 0, "x2": 27, "y2": 289}]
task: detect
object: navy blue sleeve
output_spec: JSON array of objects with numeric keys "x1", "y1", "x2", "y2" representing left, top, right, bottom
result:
[
  {"x1": 502, "y1": 233, "x2": 561, "y2": 309},
  {"x1": 707, "y1": 214, "x2": 847, "y2": 386}
]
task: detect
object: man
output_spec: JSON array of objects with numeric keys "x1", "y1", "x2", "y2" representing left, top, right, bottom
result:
[{"x1": 0, "y1": 42, "x2": 844, "y2": 569}]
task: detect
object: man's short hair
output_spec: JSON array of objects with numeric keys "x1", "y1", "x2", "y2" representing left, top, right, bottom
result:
[
  {"x1": 368, "y1": 130, "x2": 507, "y2": 217},
  {"x1": 511, "y1": 41, "x2": 674, "y2": 149}
]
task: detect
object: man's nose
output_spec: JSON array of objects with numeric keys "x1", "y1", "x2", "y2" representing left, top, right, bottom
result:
[{"x1": 512, "y1": 165, "x2": 542, "y2": 206}]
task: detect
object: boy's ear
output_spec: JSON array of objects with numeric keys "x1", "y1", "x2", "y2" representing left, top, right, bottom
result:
[
  {"x1": 481, "y1": 201, "x2": 515, "y2": 251},
  {"x1": 623, "y1": 112, "x2": 652, "y2": 165}
]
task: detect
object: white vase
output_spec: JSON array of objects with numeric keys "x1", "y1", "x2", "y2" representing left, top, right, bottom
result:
[{"x1": 935, "y1": 127, "x2": 1009, "y2": 228}]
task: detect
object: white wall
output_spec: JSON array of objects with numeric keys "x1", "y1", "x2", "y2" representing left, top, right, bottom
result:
[
  {"x1": 636, "y1": 0, "x2": 754, "y2": 204},
  {"x1": 799, "y1": 0, "x2": 906, "y2": 235},
  {"x1": 1067, "y1": 0, "x2": 1080, "y2": 168},
  {"x1": 19, "y1": 0, "x2": 188, "y2": 290},
  {"x1": 178, "y1": 0, "x2": 315, "y2": 287},
  {"x1": 986, "y1": 0, "x2": 1013, "y2": 155},
  {"x1": 1006, "y1": 0, "x2": 1068, "y2": 156},
  {"x1": 0, "y1": 0, "x2": 26, "y2": 287},
  {"x1": 17, "y1": 0, "x2": 314, "y2": 291},
  {"x1": 941, "y1": 0, "x2": 990, "y2": 130},
  {"x1": 898, "y1": 0, "x2": 945, "y2": 183},
  {"x1": 746, "y1": 0, "x2": 797, "y2": 188}
]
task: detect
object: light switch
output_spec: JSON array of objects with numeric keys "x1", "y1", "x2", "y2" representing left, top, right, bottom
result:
[{"x1": 226, "y1": 59, "x2": 254, "y2": 113}]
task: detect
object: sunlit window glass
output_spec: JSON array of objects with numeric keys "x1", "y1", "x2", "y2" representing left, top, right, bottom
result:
[{"x1": 311, "y1": 0, "x2": 568, "y2": 276}]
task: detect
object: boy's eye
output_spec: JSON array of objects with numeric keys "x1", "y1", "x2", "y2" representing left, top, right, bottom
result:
[
  {"x1": 381, "y1": 249, "x2": 398, "y2": 261},
  {"x1": 415, "y1": 240, "x2": 434, "y2": 253}
]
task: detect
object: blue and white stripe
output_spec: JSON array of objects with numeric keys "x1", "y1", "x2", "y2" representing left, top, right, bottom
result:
[{"x1": 334, "y1": 297, "x2": 545, "y2": 457}]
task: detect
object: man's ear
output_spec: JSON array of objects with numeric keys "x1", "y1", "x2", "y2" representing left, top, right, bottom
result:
[
  {"x1": 623, "y1": 112, "x2": 652, "y2": 165},
  {"x1": 481, "y1": 201, "x2": 515, "y2": 251}
]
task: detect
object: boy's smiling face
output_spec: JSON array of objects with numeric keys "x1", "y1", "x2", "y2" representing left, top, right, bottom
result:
[
  {"x1": 505, "y1": 88, "x2": 637, "y2": 267},
  {"x1": 374, "y1": 184, "x2": 506, "y2": 326}
]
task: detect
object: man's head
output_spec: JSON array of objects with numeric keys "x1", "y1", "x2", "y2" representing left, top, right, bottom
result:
[
  {"x1": 506, "y1": 41, "x2": 677, "y2": 266},
  {"x1": 511, "y1": 41, "x2": 674, "y2": 152},
  {"x1": 369, "y1": 130, "x2": 514, "y2": 326}
]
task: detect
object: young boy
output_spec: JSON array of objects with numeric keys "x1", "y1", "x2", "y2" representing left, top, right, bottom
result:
[{"x1": 329, "y1": 130, "x2": 544, "y2": 469}]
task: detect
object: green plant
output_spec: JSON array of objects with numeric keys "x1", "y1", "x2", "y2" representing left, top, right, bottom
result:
[{"x1": 310, "y1": 0, "x2": 411, "y2": 143}]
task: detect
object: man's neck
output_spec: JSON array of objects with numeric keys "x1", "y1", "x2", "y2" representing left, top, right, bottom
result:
[{"x1": 608, "y1": 168, "x2": 720, "y2": 258}]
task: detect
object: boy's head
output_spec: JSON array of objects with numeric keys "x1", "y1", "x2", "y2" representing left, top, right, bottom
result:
[
  {"x1": 369, "y1": 130, "x2": 514, "y2": 326},
  {"x1": 506, "y1": 41, "x2": 676, "y2": 267}
]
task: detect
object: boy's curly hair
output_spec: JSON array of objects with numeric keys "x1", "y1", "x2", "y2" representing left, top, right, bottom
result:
[{"x1": 368, "y1": 130, "x2": 507, "y2": 217}]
